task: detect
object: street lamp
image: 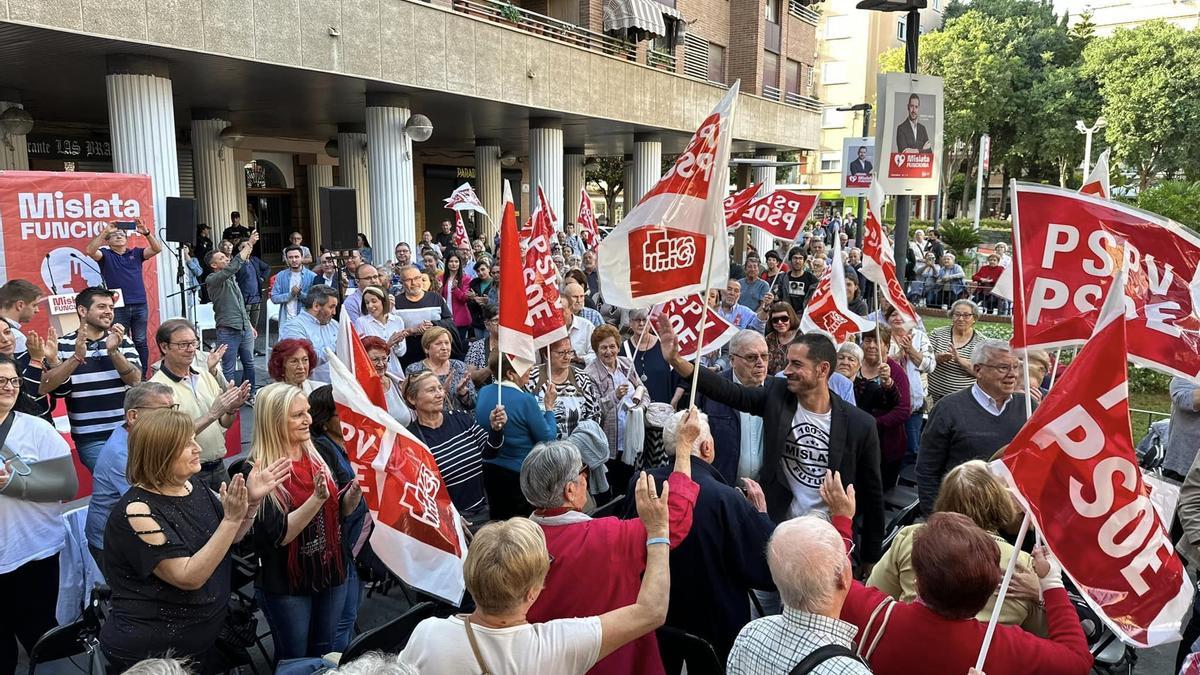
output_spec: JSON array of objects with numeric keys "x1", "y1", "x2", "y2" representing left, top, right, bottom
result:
[
  {"x1": 1075, "y1": 116, "x2": 1106, "y2": 175},
  {"x1": 837, "y1": 103, "x2": 872, "y2": 246}
]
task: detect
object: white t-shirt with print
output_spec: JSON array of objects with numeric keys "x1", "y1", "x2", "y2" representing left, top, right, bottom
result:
[
  {"x1": 0, "y1": 412, "x2": 72, "y2": 573},
  {"x1": 400, "y1": 614, "x2": 602, "y2": 675},
  {"x1": 783, "y1": 404, "x2": 832, "y2": 519}
]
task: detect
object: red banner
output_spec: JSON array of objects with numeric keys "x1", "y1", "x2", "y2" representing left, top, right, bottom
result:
[
  {"x1": 723, "y1": 184, "x2": 761, "y2": 229},
  {"x1": 997, "y1": 275, "x2": 1192, "y2": 647},
  {"x1": 800, "y1": 236, "x2": 875, "y2": 343},
  {"x1": 452, "y1": 211, "x2": 470, "y2": 250},
  {"x1": 649, "y1": 294, "x2": 738, "y2": 360},
  {"x1": 736, "y1": 190, "x2": 819, "y2": 241},
  {"x1": 577, "y1": 187, "x2": 600, "y2": 251},
  {"x1": 1010, "y1": 183, "x2": 1200, "y2": 379},
  {"x1": 518, "y1": 186, "x2": 568, "y2": 351},
  {"x1": 498, "y1": 182, "x2": 541, "y2": 374},
  {"x1": 859, "y1": 182, "x2": 919, "y2": 327},
  {"x1": 886, "y1": 150, "x2": 934, "y2": 179}
]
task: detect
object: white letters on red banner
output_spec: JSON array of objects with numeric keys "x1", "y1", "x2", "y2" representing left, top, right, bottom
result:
[
  {"x1": 736, "y1": 190, "x2": 819, "y2": 241},
  {"x1": 444, "y1": 182, "x2": 486, "y2": 216},
  {"x1": 649, "y1": 294, "x2": 738, "y2": 360},
  {"x1": 577, "y1": 187, "x2": 600, "y2": 251},
  {"x1": 800, "y1": 235, "x2": 875, "y2": 343},
  {"x1": 498, "y1": 181, "x2": 543, "y2": 375},
  {"x1": 452, "y1": 211, "x2": 470, "y2": 250},
  {"x1": 1010, "y1": 182, "x2": 1200, "y2": 379},
  {"x1": 994, "y1": 272, "x2": 1192, "y2": 647},
  {"x1": 599, "y1": 83, "x2": 739, "y2": 308},
  {"x1": 859, "y1": 181, "x2": 919, "y2": 327},
  {"x1": 518, "y1": 186, "x2": 568, "y2": 350}
]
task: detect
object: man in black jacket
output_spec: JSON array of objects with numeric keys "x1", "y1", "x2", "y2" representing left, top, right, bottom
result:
[{"x1": 656, "y1": 315, "x2": 885, "y2": 563}]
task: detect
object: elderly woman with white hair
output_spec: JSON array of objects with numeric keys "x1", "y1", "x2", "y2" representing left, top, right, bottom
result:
[
  {"x1": 399, "y1": 477, "x2": 674, "y2": 675},
  {"x1": 835, "y1": 342, "x2": 863, "y2": 381},
  {"x1": 519, "y1": 416, "x2": 701, "y2": 675}
]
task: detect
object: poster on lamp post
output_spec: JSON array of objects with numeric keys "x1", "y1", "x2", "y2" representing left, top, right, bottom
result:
[
  {"x1": 875, "y1": 73, "x2": 943, "y2": 196},
  {"x1": 841, "y1": 137, "x2": 875, "y2": 197}
]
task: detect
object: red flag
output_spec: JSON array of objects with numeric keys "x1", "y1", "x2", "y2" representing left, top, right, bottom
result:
[
  {"x1": 577, "y1": 187, "x2": 600, "y2": 251},
  {"x1": 859, "y1": 180, "x2": 919, "y2": 327},
  {"x1": 649, "y1": 294, "x2": 739, "y2": 360},
  {"x1": 1009, "y1": 182, "x2": 1200, "y2": 379},
  {"x1": 444, "y1": 181, "x2": 487, "y2": 217},
  {"x1": 335, "y1": 319, "x2": 387, "y2": 409},
  {"x1": 598, "y1": 83, "x2": 739, "y2": 308},
  {"x1": 1080, "y1": 148, "x2": 1111, "y2": 200},
  {"x1": 452, "y1": 211, "x2": 470, "y2": 250},
  {"x1": 799, "y1": 235, "x2": 875, "y2": 343},
  {"x1": 724, "y1": 184, "x2": 761, "y2": 229},
  {"x1": 736, "y1": 190, "x2": 819, "y2": 241},
  {"x1": 498, "y1": 181, "x2": 541, "y2": 375},
  {"x1": 522, "y1": 191, "x2": 568, "y2": 349},
  {"x1": 328, "y1": 352, "x2": 467, "y2": 604},
  {"x1": 995, "y1": 267, "x2": 1192, "y2": 647}
]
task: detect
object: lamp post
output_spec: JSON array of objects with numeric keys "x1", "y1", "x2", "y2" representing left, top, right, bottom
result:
[
  {"x1": 837, "y1": 103, "x2": 872, "y2": 247},
  {"x1": 1075, "y1": 116, "x2": 1106, "y2": 175}
]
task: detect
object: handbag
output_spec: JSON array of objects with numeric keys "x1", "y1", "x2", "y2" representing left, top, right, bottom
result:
[
  {"x1": 461, "y1": 615, "x2": 492, "y2": 675},
  {"x1": 217, "y1": 602, "x2": 260, "y2": 650}
]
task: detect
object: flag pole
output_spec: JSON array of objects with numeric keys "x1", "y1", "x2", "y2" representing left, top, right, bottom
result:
[
  {"x1": 975, "y1": 510, "x2": 1032, "y2": 670},
  {"x1": 623, "y1": 313, "x2": 654, "y2": 383},
  {"x1": 687, "y1": 251, "x2": 717, "y2": 409},
  {"x1": 1047, "y1": 347, "x2": 1064, "y2": 390}
]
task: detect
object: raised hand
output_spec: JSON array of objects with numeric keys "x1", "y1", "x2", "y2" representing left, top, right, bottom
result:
[
  {"x1": 675, "y1": 407, "x2": 702, "y2": 452},
  {"x1": 819, "y1": 470, "x2": 856, "y2": 520},
  {"x1": 654, "y1": 314, "x2": 680, "y2": 363},
  {"x1": 106, "y1": 323, "x2": 126, "y2": 352},
  {"x1": 207, "y1": 344, "x2": 228, "y2": 373},
  {"x1": 26, "y1": 331, "x2": 45, "y2": 362},
  {"x1": 74, "y1": 329, "x2": 88, "y2": 361},
  {"x1": 220, "y1": 474, "x2": 250, "y2": 522},
  {"x1": 45, "y1": 328, "x2": 60, "y2": 366},
  {"x1": 634, "y1": 472, "x2": 670, "y2": 539},
  {"x1": 135, "y1": 218, "x2": 149, "y2": 236},
  {"x1": 247, "y1": 457, "x2": 290, "y2": 502},
  {"x1": 312, "y1": 466, "x2": 331, "y2": 501}
]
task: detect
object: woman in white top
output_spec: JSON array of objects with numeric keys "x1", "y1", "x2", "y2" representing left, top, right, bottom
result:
[
  {"x1": 400, "y1": 473, "x2": 673, "y2": 675},
  {"x1": 0, "y1": 354, "x2": 79, "y2": 675},
  {"x1": 354, "y1": 286, "x2": 407, "y2": 375}
]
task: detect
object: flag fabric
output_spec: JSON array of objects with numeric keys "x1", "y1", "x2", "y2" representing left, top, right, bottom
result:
[
  {"x1": 649, "y1": 294, "x2": 738, "y2": 359},
  {"x1": 444, "y1": 182, "x2": 486, "y2": 216},
  {"x1": 994, "y1": 265, "x2": 1192, "y2": 648},
  {"x1": 577, "y1": 187, "x2": 600, "y2": 251},
  {"x1": 523, "y1": 190, "x2": 569, "y2": 349},
  {"x1": 800, "y1": 235, "x2": 876, "y2": 343},
  {"x1": 327, "y1": 351, "x2": 468, "y2": 604},
  {"x1": 1080, "y1": 148, "x2": 1111, "y2": 199},
  {"x1": 724, "y1": 184, "x2": 761, "y2": 229},
  {"x1": 497, "y1": 181, "x2": 544, "y2": 376},
  {"x1": 335, "y1": 318, "x2": 387, "y2": 409},
  {"x1": 735, "y1": 190, "x2": 819, "y2": 241},
  {"x1": 859, "y1": 180, "x2": 919, "y2": 327},
  {"x1": 598, "y1": 82, "x2": 740, "y2": 308},
  {"x1": 452, "y1": 211, "x2": 470, "y2": 250}
]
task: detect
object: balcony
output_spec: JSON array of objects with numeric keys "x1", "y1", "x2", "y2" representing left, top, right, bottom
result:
[
  {"x1": 452, "y1": 0, "x2": 638, "y2": 61},
  {"x1": 788, "y1": 0, "x2": 821, "y2": 25}
]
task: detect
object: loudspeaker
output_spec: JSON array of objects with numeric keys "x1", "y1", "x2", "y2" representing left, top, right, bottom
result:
[
  {"x1": 164, "y1": 197, "x2": 195, "y2": 242},
  {"x1": 319, "y1": 187, "x2": 359, "y2": 251}
]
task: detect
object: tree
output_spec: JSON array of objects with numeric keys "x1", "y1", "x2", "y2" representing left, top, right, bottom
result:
[
  {"x1": 1138, "y1": 180, "x2": 1200, "y2": 234},
  {"x1": 585, "y1": 156, "x2": 625, "y2": 225},
  {"x1": 1083, "y1": 21, "x2": 1200, "y2": 190}
]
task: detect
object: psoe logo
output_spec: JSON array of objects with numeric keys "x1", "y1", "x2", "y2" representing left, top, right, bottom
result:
[
  {"x1": 894, "y1": 154, "x2": 907, "y2": 167},
  {"x1": 628, "y1": 226, "x2": 707, "y2": 298}
]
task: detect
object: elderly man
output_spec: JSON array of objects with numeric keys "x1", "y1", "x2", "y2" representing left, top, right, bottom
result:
[
  {"x1": 622, "y1": 409, "x2": 775, "y2": 663},
  {"x1": 715, "y1": 279, "x2": 764, "y2": 331},
  {"x1": 560, "y1": 279, "x2": 595, "y2": 364},
  {"x1": 1165, "y1": 377, "x2": 1200, "y2": 482},
  {"x1": 738, "y1": 257, "x2": 771, "y2": 311},
  {"x1": 727, "y1": 515, "x2": 872, "y2": 674},
  {"x1": 343, "y1": 263, "x2": 389, "y2": 326},
  {"x1": 582, "y1": 251, "x2": 601, "y2": 307},
  {"x1": 657, "y1": 316, "x2": 884, "y2": 564},
  {"x1": 917, "y1": 338, "x2": 1031, "y2": 515},
  {"x1": 392, "y1": 264, "x2": 454, "y2": 368},
  {"x1": 522, "y1": 418, "x2": 699, "y2": 675},
  {"x1": 278, "y1": 285, "x2": 340, "y2": 382},
  {"x1": 695, "y1": 329, "x2": 769, "y2": 483}
]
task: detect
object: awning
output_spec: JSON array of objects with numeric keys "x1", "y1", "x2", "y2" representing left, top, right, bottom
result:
[{"x1": 604, "y1": 0, "x2": 687, "y2": 42}]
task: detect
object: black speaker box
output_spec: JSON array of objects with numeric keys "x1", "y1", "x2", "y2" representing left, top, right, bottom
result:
[
  {"x1": 319, "y1": 187, "x2": 360, "y2": 251},
  {"x1": 164, "y1": 196, "x2": 195, "y2": 242}
]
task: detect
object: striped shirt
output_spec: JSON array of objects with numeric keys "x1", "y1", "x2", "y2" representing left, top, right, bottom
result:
[
  {"x1": 926, "y1": 326, "x2": 985, "y2": 407},
  {"x1": 407, "y1": 409, "x2": 498, "y2": 513},
  {"x1": 54, "y1": 331, "x2": 140, "y2": 446}
]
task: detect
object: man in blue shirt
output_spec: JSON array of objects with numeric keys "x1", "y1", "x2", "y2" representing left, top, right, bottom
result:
[
  {"x1": 278, "y1": 285, "x2": 340, "y2": 383},
  {"x1": 86, "y1": 220, "x2": 163, "y2": 376}
]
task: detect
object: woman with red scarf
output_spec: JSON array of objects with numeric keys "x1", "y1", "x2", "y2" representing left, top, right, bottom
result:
[{"x1": 246, "y1": 382, "x2": 364, "y2": 662}]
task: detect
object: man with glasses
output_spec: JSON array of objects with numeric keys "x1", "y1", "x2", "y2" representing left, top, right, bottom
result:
[
  {"x1": 270, "y1": 245, "x2": 318, "y2": 327},
  {"x1": 696, "y1": 330, "x2": 770, "y2": 485},
  {"x1": 916, "y1": 339, "x2": 1032, "y2": 515},
  {"x1": 279, "y1": 285, "x2": 341, "y2": 382},
  {"x1": 393, "y1": 265, "x2": 454, "y2": 369},
  {"x1": 343, "y1": 263, "x2": 388, "y2": 326},
  {"x1": 560, "y1": 280, "x2": 595, "y2": 364},
  {"x1": 149, "y1": 319, "x2": 249, "y2": 490}
]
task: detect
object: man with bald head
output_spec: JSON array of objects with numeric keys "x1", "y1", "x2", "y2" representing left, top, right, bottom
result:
[
  {"x1": 695, "y1": 329, "x2": 770, "y2": 484},
  {"x1": 560, "y1": 279, "x2": 595, "y2": 364}
]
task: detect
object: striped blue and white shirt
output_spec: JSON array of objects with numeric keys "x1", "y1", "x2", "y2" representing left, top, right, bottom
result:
[{"x1": 54, "y1": 331, "x2": 140, "y2": 447}]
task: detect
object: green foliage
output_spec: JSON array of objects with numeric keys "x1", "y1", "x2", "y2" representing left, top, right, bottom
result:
[
  {"x1": 938, "y1": 222, "x2": 983, "y2": 263},
  {"x1": 1129, "y1": 365, "x2": 1172, "y2": 396},
  {"x1": 498, "y1": 3, "x2": 522, "y2": 22},
  {"x1": 585, "y1": 157, "x2": 624, "y2": 224},
  {"x1": 1138, "y1": 180, "x2": 1200, "y2": 233}
]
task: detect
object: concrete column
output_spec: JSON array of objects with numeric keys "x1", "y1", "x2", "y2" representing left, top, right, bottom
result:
[
  {"x1": 475, "y1": 140, "x2": 502, "y2": 242},
  {"x1": 336, "y1": 123, "x2": 370, "y2": 241},
  {"x1": 621, "y1": 154, "x2": 635, "y2": 219},
  {"x1": 106, "y1": 55, "x2": 181, "y2": 319},
  {"x1": 190, "y1": 112, "x2": 242, "y2": 235},
  {"x1": 529, "y1": 118, "x2": 563, "y2": 226},
  {"x1": 0, "y1": 100, "x2": 30, "y2": 171},
  {"x1": 750, "y1": 152, "x2": 778, "y2": 257},
  {"x1": 365, "y1": 92, "x2": 415, "y2": 253},
  {"x1": 307, "y1": 164, "x2": 334, "y2": 251},
  {"x1": 630, "y1": 133, "x2": 662, "y2": 208},
  {"x1": 563, "y1": 149, "x2": 586, "y2": 224}
]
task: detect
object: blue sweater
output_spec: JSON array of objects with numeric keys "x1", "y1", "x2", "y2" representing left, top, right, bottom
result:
[{"x1": 475, "y1": 382, "x2": 557, "y2": 473}]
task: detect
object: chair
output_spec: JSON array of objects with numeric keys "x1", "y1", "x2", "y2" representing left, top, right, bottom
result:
[
  {"x1": 340, "y1": 601, "x2": 438, "y2": 664},
  {"x1": 229, "y1": 554, "x2": 273, "y2": 670},
  {"x1": 28, "y1": 588, "x2": 105, "y2": 675},
  {"x1": 655, "y1": 626, "x2": 724, "y2": 675}
]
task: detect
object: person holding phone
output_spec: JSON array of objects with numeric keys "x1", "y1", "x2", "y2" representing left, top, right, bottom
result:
[{"x1": 86, "y1": 219, "x2": 163, "y2": 376}]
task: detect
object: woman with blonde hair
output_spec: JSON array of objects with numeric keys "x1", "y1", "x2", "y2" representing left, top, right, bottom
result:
[
  {"x1": 405, "y1": 326, "x2": 475, "y2": 413},
  {"x1": 867, "y1": 460, "x2": 1047, "y2": 634},
  {"x1": 246, "y1": 383, "x2": 364, "y2": 662}
]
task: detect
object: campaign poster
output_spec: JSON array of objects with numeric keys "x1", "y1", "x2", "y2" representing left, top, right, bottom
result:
[
  {"x1": 875, "y1": 73, "x2": 943, "y2": 195},
  {"x1": 841, "y1": 137, "x2": 875, "y2": 197}
]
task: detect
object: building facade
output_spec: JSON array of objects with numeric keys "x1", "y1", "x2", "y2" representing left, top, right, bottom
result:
[{"x1": 1055, "y1": 0, "x2": 1200, "y2": 35}]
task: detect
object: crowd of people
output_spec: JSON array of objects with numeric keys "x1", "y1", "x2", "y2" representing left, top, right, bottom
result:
[{"x1": 0, "y1": 211, "x2": 1104, "y2": 675}]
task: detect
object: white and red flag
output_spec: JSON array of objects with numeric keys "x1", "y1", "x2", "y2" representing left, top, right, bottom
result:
[
  {"x1": 599, "y1": 82, "x2": 739, "y2": 308},
  {"x1": 335, "y1": 318, "x2": 388, "y2": 408},
  {"x1": 577, "y1": 187, "x2": 600, "y2": 251},
  {"x1": 724, "y1": 183, "x2": 761, "y2": 229},
  {"x1": 327, "y1": 351, "x2": 468, "y2": 604},
  {"x1": 735, "y1": 190, "x2": 819, "y2": 241},
  {"x1": 1007, "y1": 182, "x2": 1200, "y2": 380},
  {"x1": 993, "y1": 264, "x2": 1192, "y2": 648},
  {"x1": 859, "y1": 180, "x2": 919, "y2": 327},
  {"x1": 499, "y1": 181, "x2": 564, "y2": 376},
  {"x1": 800, "y1": 235, "x2": 875, "y2": 343},
  {"x1": 452, "y1": 211, "x2": 470, "y2": 250},
  {"x1": 444, "y1": 182, "x2": 486, "y2": 216},
  {"x1": 649, "y1": 294, "x2": 738, "y2": 360},
  {"x1": 1080, "y1": 148, "x2": 1111, "y2": 200}
]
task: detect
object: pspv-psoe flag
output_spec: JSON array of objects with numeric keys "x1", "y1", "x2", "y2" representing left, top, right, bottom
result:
[
  {"x1": 1009, "y1": 182, "x2": 1200, "y2": 379},
  {"x1": 521, "y1": 186, "x2": 569, "y2": 349},
  {"x1": 1080, "y1": 148, "x2": 1111, "y2": 199},
  {"x1": 800, "y1": 235, "x2": 875, "y2": 343},
  {"x1": 859, "y1": 180, "x2": 919, "y2": 328},
  {"x1": 497, "y1": 181, "x2": 547, "y2": 376},
  {"x1": 724, "y1": 183, "x2": 761, "y2": 229},
  {"x1": 736, "y1": 190, "x2": 819, "y2": 241},
  {"x1": 599, "y1": 82, "x2": 739, "y2": 308},
  {"x1": 649, "y1": 294, "x2": 738, "y2": 360},
  {"x1": 328, "y1": 351, "x2": 467, "y2": 604},
  {"x1": 452, "y1": 211, "x2": 470, "y2": 250},
  {"x1": 444, "y1": 181, "x2": 486, "y2": 216},
  {"x1": 994, "y1": 266, "x2": 1192, "y2": 648},
  {"x1": 577, "y1": 187, "x2": 600, "y2": 251},
  {"x1": 335, "y1": 318, "x2": 387, "y2": 408}
]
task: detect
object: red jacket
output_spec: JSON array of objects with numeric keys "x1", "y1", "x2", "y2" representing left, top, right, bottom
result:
[
  {"x1": 527, "y1": 471, "x2": 699, "y2": 675},
  {"x1": 972, "y1": 264, "x2": 1005, "y2": 289},
  {"x1": 832, "y1": 517, "x2": 1092, "y2": 675}
]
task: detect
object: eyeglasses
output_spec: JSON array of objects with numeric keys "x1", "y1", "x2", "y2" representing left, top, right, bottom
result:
[
  {"x1": 771, "y1": 316, "x2": 791, "y2": 324},
  {"x1": 552, "y1": 349, "x2": 576, "y2": 357},
  {"x1": 169, "y1": 340, "x2": 200, "y2": 349},
  {"x1": 980, "y1": 363, "x2": 1019, "y2": 374},
  {"x1": 951, "y1": 312, "x2": 975, "y2": 319},
  {"x1": 732, "y1": 353, "x2": 769, "y2": 363},
  {"x1": 135, "y1": 403, "x2": 181, "y2": 411},
  {"x1": 0, "y1": 377, "x2": 21, "y2": 390},
  {"x1": 576, "y1": 464, "x2": 590, "y2": 481}
]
